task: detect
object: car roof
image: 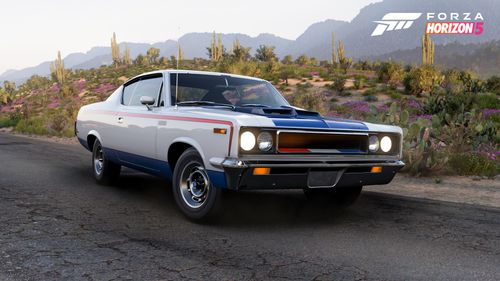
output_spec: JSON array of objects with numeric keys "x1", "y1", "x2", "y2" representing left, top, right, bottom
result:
[{"x1": 127, "y1": 69, "x2": 266, "y2": 83}]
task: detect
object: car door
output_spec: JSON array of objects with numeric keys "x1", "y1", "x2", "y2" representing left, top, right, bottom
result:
[{"x1": 114, "y1": 74, "x2": 164, "y2": 169}]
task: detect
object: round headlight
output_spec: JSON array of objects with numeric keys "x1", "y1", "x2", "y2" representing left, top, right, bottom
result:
[
  {"x1": 240, "y1": 131, "x2": 256, "y2": 151},
  {"x1": 368, "y1": 135, "x2": 379, "y2": 152},
  {"x1": 380, "y1": 136, "x2": 392, "y2": 153},
  {"x1": 257, "y1": 132, "x2": 273, "y2": 151}
]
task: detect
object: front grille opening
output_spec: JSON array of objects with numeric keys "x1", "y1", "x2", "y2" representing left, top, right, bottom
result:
[{"x1": 278, "y1": 132, "x2": 368, "y2": 154}]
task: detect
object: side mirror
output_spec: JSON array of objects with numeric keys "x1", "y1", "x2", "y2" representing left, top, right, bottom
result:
[{"x1": 140, "y1": 96, "x2": 155, "y2": 110}]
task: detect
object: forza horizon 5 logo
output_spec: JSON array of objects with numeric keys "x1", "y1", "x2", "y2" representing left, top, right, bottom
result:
[{"x1": 371, "y1": 12, "x2": 485, "y2": 36}]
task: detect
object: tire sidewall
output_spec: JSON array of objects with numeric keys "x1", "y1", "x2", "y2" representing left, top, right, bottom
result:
[
  {"x1": 92, "y1": 139, "x2": 105, "y2": 181},
  {"x1": 172, "y1": 148, "x2": 221, "y2": 220}
]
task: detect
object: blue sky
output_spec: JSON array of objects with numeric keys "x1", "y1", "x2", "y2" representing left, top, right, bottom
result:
[{"x1": 0, "y1": 0, "x2": 379, "y2": 74}]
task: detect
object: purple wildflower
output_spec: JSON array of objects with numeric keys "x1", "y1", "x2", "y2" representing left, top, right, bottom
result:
[
  {"x1": 94, "y1": 83, "x2": 117, "y2": 95},
  {"x1": 377, "y1": 104, "x2": 389, "y2": 112},
  {"x1": 342, "y1": 101, "x2": 370, "y2": 113},
  {"x1": 72, "y1": 79, "x2": 87, "y2": 93},
  {"x1": 482, "y1": 109, "x2": 500, "y2": 119},
  {"x1": 405, "y1": 99, "x2": 422, "y2": 109},
  {"x1": 47, "y1": 102, "x2": 59, "y2": 109},
  {"x1": 48, "y1": 83, "x2": 60, "y2": 93}
]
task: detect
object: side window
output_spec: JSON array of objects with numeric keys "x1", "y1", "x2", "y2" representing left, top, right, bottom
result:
[
  {"x1": 122, "y1": 76, "x2": 163, "y2": 106},
  {"x1": 122, "y1": 80, "x2": 139, "y2": 105}
]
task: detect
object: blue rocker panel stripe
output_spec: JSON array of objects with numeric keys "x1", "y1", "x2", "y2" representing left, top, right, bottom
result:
[{"x1": 100, "y1": 147, "x2": 227, "y2": 189}]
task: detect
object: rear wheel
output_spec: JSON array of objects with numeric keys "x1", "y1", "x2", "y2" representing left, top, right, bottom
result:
[
  {"x1": 92, "y1": 139, "x2": 121, "y2": 185},
  {"x1": 303, "y1": 186, "x2": 362, "y2": 207},
  {"x1": 172, "y1": 148, "x2": 221, "y2": 221}
]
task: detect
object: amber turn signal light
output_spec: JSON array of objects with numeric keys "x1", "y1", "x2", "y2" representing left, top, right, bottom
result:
[
  {"x1": 213, "y1": 128, "x2": 227, "y2": 134},
  {"x1": 253, "y1": 167, "x2": 270, "y2": 175},
  {"x1": 371, "y1": 166, "x2": 382, "y2": 173}
]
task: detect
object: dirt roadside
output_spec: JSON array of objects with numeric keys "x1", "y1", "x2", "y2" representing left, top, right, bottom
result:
[{"x1": 2, "y1": 129, "x2": 498, "y2": 208}]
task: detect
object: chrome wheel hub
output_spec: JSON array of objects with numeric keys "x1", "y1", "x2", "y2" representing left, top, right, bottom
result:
[
  {"x1": 94, "y1": 145, "x2": 104, "y2": 175},
  {"x1": 180, "y1": 164, "x2": 210, "y2": 209}
]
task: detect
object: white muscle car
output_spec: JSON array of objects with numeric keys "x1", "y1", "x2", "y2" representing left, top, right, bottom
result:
[{"x1": 76, "y1": 70, "x2": 404, "y2": 220}]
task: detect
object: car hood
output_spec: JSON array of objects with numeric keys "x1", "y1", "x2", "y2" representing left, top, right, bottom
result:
[{"x1": 180, "y1": 106, "x2": 369, "y2": 131}]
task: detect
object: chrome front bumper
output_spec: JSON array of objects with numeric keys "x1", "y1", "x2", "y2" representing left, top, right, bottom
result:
[{"x1": 209, "y1": 156, "x2": 405, "y2": 190}]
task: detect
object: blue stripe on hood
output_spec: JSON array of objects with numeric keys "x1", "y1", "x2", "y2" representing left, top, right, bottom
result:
[
  {"x1": 272, "y1": 117, "x2": 368, "y2": 130},
  {"x1": 232, "y1": 106, "x2": 368, "y2": 130}
]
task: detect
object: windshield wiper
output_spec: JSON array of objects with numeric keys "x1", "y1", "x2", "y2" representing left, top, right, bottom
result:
[
  {"x1": 240, "y1": 103, "x2": 271, "y2": 108},
  {"x1": 176, "y1": 101, "x2": 235, "y2": 110}
]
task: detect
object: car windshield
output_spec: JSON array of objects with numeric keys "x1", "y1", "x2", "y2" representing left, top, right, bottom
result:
[{"x1": 170, "y1": 73, "x2": 289, "y2": 108}]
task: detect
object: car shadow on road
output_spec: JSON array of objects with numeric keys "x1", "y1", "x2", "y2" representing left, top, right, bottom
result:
[{"x1": 110, "y1": 169, "x2": 370, "y2": 228}]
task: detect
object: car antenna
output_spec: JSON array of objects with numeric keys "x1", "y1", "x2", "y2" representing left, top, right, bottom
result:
[{"x1": 175, "y1": 26, "x2": 180, "y2": 110}]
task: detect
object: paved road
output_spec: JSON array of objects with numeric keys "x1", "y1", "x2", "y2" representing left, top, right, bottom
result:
[{"x1": 0, "y1": 133, "x2": 499, "y2": 281}]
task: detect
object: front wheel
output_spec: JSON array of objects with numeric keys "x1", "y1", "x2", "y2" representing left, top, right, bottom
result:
[
  {"x1": 172, "y1": 148, "x2": 222, "y2": 221},
  {"x1": 92, "y1": 139, "x2": 121, "y2": 185},
  {"x1": 303, "y1": 186, "x2": 362, "y2": 207}
]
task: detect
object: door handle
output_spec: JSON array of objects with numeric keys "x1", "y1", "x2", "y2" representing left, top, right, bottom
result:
[{"x1": 118, "y1": 117, "x2": 123, "y2": 124}]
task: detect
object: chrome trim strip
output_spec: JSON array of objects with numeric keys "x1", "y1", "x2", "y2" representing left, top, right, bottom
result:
[{"x1": 242, "y1": 161, "x2": 405, "y2": 168}]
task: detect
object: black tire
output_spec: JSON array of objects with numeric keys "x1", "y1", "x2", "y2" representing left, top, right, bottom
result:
[
  {"x1": 172, "y1": 148, "x2": 222, "y2": 221},
  {"x1": 303, "y1": 186, "x2": 362, "y2": 207},
  {"x1": 92, "y1": 139, "x2": 121, "y2": 185}
]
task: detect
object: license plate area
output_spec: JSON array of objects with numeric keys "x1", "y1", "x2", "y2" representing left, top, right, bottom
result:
[{"x1": 307, "y1": 168, "x2": 345, "y2": 188}]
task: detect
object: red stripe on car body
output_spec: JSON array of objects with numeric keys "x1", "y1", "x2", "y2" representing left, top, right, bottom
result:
[{"x1": 91, "y1": 110, "x2": 234, "y2": 156}]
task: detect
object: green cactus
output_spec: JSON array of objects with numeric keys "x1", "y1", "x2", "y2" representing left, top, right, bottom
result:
[
  {"x1": 422, "y1": 33, "x2": 435, "y2": 65},
  {"x1": 331, "y1": 33, "x2": 337, "y2": 66},
  {"x1": 111, "y1": 32, "x2": 120, "y2": 67},
  {"x1": 50, "y1": 51, "x2": 66, "y2": 85}
]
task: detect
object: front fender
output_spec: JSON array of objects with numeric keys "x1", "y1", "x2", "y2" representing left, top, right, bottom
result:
[{"x1": 168, "y1": 136, "x2": 208, "y2": 167}]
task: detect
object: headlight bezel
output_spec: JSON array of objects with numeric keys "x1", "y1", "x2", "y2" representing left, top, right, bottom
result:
[
  {"x1": 368, "y1": 133, "x2": 400, "y2": 155},
  {"x1": 239, "y1": 128, "x2": 276, "y2": 154},
  {"x1": 368, "y1": 135, "x2": 380, "y2": 152},
  {"x1": 257, "y1": 131, "x2": 273, "y2": 151}
]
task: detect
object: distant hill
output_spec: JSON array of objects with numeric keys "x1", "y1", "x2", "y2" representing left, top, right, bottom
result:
[
  {"x1": 2, "y1": 0, "x2": 499, "y2": 83},
  {"x1": 370, "y1": 41, "x2": 500, "y2": 77}
]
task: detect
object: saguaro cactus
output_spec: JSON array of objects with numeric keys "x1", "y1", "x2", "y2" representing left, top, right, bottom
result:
[
  {"x1": 337, "y1": 41, "x2": 352, "y2": 73},
  {"x1": 331, "y1": 32, "x2": 337, "y2": 65},
  {"x1": 50, "y1": 51, "x2": 66, "y2": 85},
  {"x1": 123, "y1": 46, "x2": 131, "y2": 65},
  {"x1": 422, "y1": 34, "x2": 435, "y2": 65},
  {"x1": 208, "y1": 31, "x2": 224, "y2": 61},
  {"x1": 111, "y1": 32, "x2": 120, "y2": 66}
]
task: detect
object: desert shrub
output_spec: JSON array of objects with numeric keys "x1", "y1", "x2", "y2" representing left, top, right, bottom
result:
[
  {"x1": 448, "y1": 153, "x2": 499, "y2": 178},
  {"x1": 339, "y1": 91, "x2": 352, "y2": 97},
  {"x1": 423, "y1": 92, "x2": 474, "y2": 115},
  {"x1": 0, "y1": 111, "x2": 21, "y2": 128},
  {"x1": 364, "y1": 95, "x2": 378, "y2": 102},
  {"x1": 353, "y1": 76, "x2": 364, "y2": 89},
  {"x1": 378, "y1": 62, "x2": 404, "y2": 87},
  {"x1": 15, "y1": 116, "x2": 49, "y2": 135},
  {"x1": 328, "y1": 75, "x2": 346, "y2": 93},
  {"x1": 362, "y1": 88, "x2": 377, "y2": 96},
  {"x1": 389, "y1": 91, "x2": 402, "y2": 99},
  {"x1": 289, "y1": 88, "x2": 326, "y2": 114},
  {"x1": 474, "y1": 93, "x2": 500, "y2": 110},
  {"x1": 458, "y1": 71, "x2": 484, "y2": 93},
  {"x1": 441, "y1": 69, "x2": 464, "y2": 95},
  {"x1": 404, "y1": 65, "x2": 443, "y2": 96},
  {"x1": 49, "y1": 112, "x2": 68, "y2": 133},
  {"x1": 485, "y1": 76, "x2": 500, "y2": 94}
]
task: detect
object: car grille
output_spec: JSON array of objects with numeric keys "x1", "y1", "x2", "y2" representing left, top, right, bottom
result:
[{"x1": 277, "y1": 131, "x2": 368, "y2": 154}]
